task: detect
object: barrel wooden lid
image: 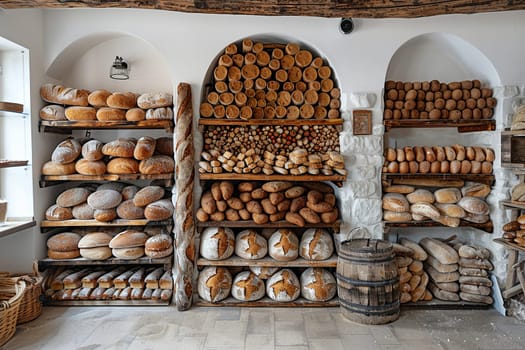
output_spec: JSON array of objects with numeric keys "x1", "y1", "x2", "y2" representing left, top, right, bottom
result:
[{"x1": 340, "y1": 239, "x2": 392, "y2": 254}]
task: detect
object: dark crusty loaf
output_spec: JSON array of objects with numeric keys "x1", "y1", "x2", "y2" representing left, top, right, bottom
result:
[{"x1": 47, "y1": 232, "x2": 82, "y2": 252}]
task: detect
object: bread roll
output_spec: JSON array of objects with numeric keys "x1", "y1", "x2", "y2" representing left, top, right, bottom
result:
[
  {"x1": 453, "y1": 144, "x2": 466, "y2": 161},
  {"x1": 197, "y1": 266, "x2": 232, "y2": 303},
  {"x1": 234, "y1": 229, "x2": 267, "y2": 260},
  {"x1": 382, "y1": 193, "x2": 410, "y2": 212},
  {"x1": 116, "y1": 199, "x2": 145, "y2": 220},
  {"x1": 299, "y1": 228, "x2": 333, "y2": 260},
  {"x1": 80, "y1": 247, "x2": 112, "y2": 260},
  {"x1": 96, "y1": 107, "x2": 126, "y2": 121},
  {"x1": 78, "y1": 232, "x2": 113, "y2": 248},
  {"x1": 40, "y1": 83, "x2": 89, "y2": 106},
  {"x1": 106, "y1": 158, "x2": 139, "y2": 174},
  {"x1": 406, "y1": 189, "x2": 434, "y2": 204},
  {"x1": 40, "y1": 105, "x2": 66, "y2": 121},
  {"x1": 109, "y1": 230, "x2": 148, "y2": 248},
  {"x1": 268, "y1": 229, "x2": 299, "y2": 261},
  {"x1": 146, "y1": 107, "x2": 173, "y2": 120},
  {"x1": 45, "y1": 204, "x2": 73, "y2": 220},
  {"x1": 231, "y1": 271, "x2": 265, "y2": 302},
  {"x1": 52, "y1": 138, "x2": 82, "y2": 164},
  {"x1": 137, "y1": 92, "x2": 173, "y2": 109},
  {"x1": 65, "y1": 106, "x2": 97, "y2": 121},
  {"x1": 144, "y1": 199, "x2": 174, "y2": 221},
  {"x1": 266, "y1": 269, "x2": 300, "y2": 302},
  {"x1": 112, "y1": 247, "x2": 144, "y2": 260},
  {"x1": 81, "y1": 140, "x2": 104, "y2": 161},
  {"x1": 125, "y1": 108, "x2": 146, "y2": 121},
  {"x1": 200, "y1": 227, "x2": 235, "y2": 260},
  {"x1": 87, "y1": 189, "x2": 122, "y2": 210},
  {"x1": 47, "y1": 232, "x2": 82, "y2": 252},
  {"x1": 155, "y1": 137, "x2": 173, "y2": 156},
  {"x1": 386, "y1": 148, "x2": 396, "y2": 162},
  {"x1": 139, "y1": 155, "x2": 174, "y2": 174},
  {"x1": 434, "y1": 188, "x2": 462, "y2": 204},
  {"x1": 107, "y1": 92, "x2": 137, "y2": 109},
  {"x1": 87, "y1": 89, "x2": 111, "y2": 107},
  {"x1": 42, "y1": 161, "x2": 77, "y2": 175},
  {"x1": 75, "y1": 159, "x2": 106, "y2": 175},
  {"x1": 134, "y1": 136, "x2": 156, "y2": 160},
  {"x1": 72, "y1": 202, "x2": 95, "y2": 219},
  {"x1": 102, "y1": 138, "x2": 136, "y2": 158}
]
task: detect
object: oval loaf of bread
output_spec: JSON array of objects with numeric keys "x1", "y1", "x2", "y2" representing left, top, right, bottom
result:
[
  {"x1": 457, "y1": 196, "x2": 489, "y2": 215},
  {"x1": 420, "y1": 237, "x2": 459, "y2": 264},
  {"x1": 382, "y1": 193, "x2": 410, "y2": 212},
  {"x1": 137, "y1": 92, "x2": 173, "y2": 109}
]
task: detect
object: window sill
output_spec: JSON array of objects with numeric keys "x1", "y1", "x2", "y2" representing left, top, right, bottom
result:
[{"x1": 0, "y1": 217, "x2": 36, "y2": 238}]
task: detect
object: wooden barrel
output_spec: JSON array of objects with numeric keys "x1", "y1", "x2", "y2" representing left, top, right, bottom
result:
[{"x1": 336, "y1": 239, "x2": 399, "y2": 324}]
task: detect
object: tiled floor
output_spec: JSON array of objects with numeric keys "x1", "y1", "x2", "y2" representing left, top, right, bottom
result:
[{"x1": 3, "y1": 306, "x2": 525, "y2": 350}]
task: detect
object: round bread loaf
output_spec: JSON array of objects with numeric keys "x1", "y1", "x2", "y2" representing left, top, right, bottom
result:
[
  {"x1": 406, "y1": 189, "x2": 435, "y2": 204},
  {"x1": 235, "y1": 229, "x2": 268, "y2": 259},
  {"x1": 200, "y1": 227, "x2": 235, "y2": 260},
  {"x1": 137, "y1": 92, "x2": 173, "y2": 109},
  {"x1": 382, "y1": 193, "x2": 410, "y2": 212},
  {"x1": 93, "y1": 208, "x2": 117, "y2": 222},
  {"x1": 155, "y1": 137, "x2": 173, "y2": 156},
  {"x1": 78, "y1": 232, "x2": 113, "y2": 248},
  {"x1": 434, "y1": 188, "x2": 462, "y2": 204},
  {"x1": 106, "y1": 158, "x2": 140, "y2": 174},
  {"x1": 48, "y1": 249, "x2": 80, "y2": 259},
  {"x1": 81, "y1": 140, "x2": 104, "y2": 161},
  {"x1": 75, "y1": 159, "x2": 106, "y2": 175},
  {"x1": 124, "y1": 108, "x2": 145, "y2": 122},
  {"x1": 145, "y1": 107, "x2": 173, "y2": 120},
  {"x1": 87, "y1": 89, "x2": 111, "y2": 107},
  {"x1": 45, "y1": 204, "x2": 73, "y2": 221},
  {"x1": 96, "y1": 107, "x2": 126, "y2": 121},
  {"x1": 457, "y1": 196, "x2": 490, "y2": 215},
  {"x1": 231, "y1": 271, "x2": 265, "y2": 301},
  {"x1": 41, "y1": 161, "x2": 77, "y2": 175},
  {"x1": 133, "y1": 186, "x2": 164, "y2": 207},
  {"x1": 102, "y1": 138, "x2": 136, "y2": 158},
  {"x1": 112, "y1": 247, "x2": 144, "y2": 259},
  {"x1": 40, "y1": 105, "x2": 66, "y2": 121},
  {"x1": 109, "y1": 230, "x2": 148, "y2": 248},
  {"x1": 144, "y1": 199, "x2": 174, "y2": 221},
  {"x1": 268, "y1": 229, "x2": 299, "y2": 261},
  {"x1": 121, "y1": 185, "x2": 139, "y2": 200},
  {"x1": 80, "y1": 247, "x2": 112, "y2": 260},
  {"x1": 266, "y1": 268, "x2": 300, "y2": 302},
  {"x1": 106, "y1": 92, "x2": 137, "y2": 109},
  {"x1": 145, "y1": 233, "x2": 173, "y2": 252},
  {"x1": 300, "y1": 267, "x2": 337, "y2": 302},
  {"x1": 64, "y1": 106, "x2": 97, "y2": 121},
  {"x1": 249, "y1": 266, "x2": 279, "y2": 279},
  {"x1": 87, "y1": 189, "x2": 122, "y2": 210},
  {"x1": 47, "y1": 232, "x2": 81, "y2": 252},
  {"x1": 383, "y1": 211, "x2": 412, "y2": 222},
  {"x1": 299, "y1": 228, "x2": 333, "y2": 260},
  {"x1": 145, "y1": 245, "x2": 173, "y2": 258},
  {"x1": 51, "y1": 138, "x2": 81, "y2": 164},
  {"x1": 72, "y1": 202, "x2": 95, "y2": 219},
  {"x1": 139, "y1": 155, "x2": 174, "y2": 175},
  {"x1": 134, "y1": 136, "x2": 157, "y2": 160},
  {"x1": 56, "y1": 187, "x2": 91, "y2": 207},
  {"x1": 198, "y1": 267, "x2": 232, "y2": 303},
  {"x1": 116, "y1": 199, "x2": 145, "y2": 219}
]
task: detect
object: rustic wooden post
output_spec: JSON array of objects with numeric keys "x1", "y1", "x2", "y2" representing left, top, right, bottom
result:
[{"x1": 174, "y1": 82, "x2": 195, "y2": 311}]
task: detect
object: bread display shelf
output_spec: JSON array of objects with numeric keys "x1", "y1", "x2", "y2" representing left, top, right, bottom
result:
[
  {"x1": 199, "y1": 119, "x2": 343, "y2": 127},
  {"x1": 501, "y1": 129, "x2": 525, "y2": 136},
  {"x1": 195, "y1": 296, "x2": 339, "y2": 308},
  {"x1": 197, "y1": 255, "x2": 337, "y2": 268},
  {"x1": 43, "y1": 299, "x2": 169, "y2": 306},
  {"x1": 39, "y1": 120, "x2": 174, "y2": 133},
  {"x1": 0, "y1": 218, "x2": 36, "y2": 238},
  {"x1": 384, "y1": 220, "x2": 493, "y2": 233},
  {"x1": 197, "y1": 220, "x2": 341, "y2": 230},
  {"x1": 384, "y1": 119, "x2": 495, "y2": 133},
  {"x1": 0, "y1": 101, "x2": 24, "y2": 113},
  {"x1": 199, "y1": 173, "x2": 346, "y2": 187},
  {"x1": 0, "y1": 160, "x2": 29, "y2": 168},
  {"x1": 39, "y1": 256, "x2": 173, "y2": 268},
  {"x1": 39, "y1": 173, "x2": 174, "y2": 188},
  {"x1": 401, "y1": 299, "x2": 490, "y2": 310},
  {"x1": 382, "y1": 173, "x2": 495, "y2": 186},
  {"x1": 500, "y1": 200, "x2": 525, "y2": 211},
  {"x1": 493, "y1": 238, "x2": 525, "y2": 253},
  {"x1": 40, "y1": 219, "x2": 172, "y2": 233}
]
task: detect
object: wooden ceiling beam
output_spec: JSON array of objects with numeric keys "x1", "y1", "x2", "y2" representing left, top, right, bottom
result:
[{"x1": 0, "y1": 1, "x2": 524, "y2": 18}]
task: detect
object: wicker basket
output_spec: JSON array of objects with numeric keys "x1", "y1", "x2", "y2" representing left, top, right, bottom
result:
[{"x1": 0, "y1": 279, "x2": 26, "y2": 347}]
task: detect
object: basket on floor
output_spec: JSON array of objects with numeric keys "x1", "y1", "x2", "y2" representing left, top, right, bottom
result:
[{"x1": 0, "y1": 279, "x2": 26, "y2": 347}]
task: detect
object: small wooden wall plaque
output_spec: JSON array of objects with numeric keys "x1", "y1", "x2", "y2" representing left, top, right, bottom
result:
[{"x1": 353, "y1": 110, "x2": 372, "y2": 135}]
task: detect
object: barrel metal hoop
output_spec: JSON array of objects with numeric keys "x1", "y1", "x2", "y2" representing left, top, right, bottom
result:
[
  {"x1": 339, "y1": 297, "x2": 400, "y2": 316},
  {"x1": 336, "y1": 273, "x2": 399, "y2": 287}
]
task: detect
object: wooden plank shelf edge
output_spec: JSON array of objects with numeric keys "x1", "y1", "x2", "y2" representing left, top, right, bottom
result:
[
  {"x1": 0, "y1": 101, "x2": 24, "y2": 113},
  {"x1": 493, "y1": 238, "x2": 525, "y2": 253},
  {"x1": 199, "y1": 118, "x2": 344, "y2": 127},
  {"x1": 384, "y1": 119, "x2": 495, "y2": 133},
  {"x1": 40, "y1": 173, "x2": 174, "y2": 188},
  {"x1": 196, "y1": 219, "x2": 341, "y2": 230},
  {"x1": 0, "y1": 219, "x2": 36, "y2": 239},
  {"x1": 43, "y1": 299, "x2": 170, "y2": 306},
  {"x1": 39, "y1": 119, "x2": 174, "y2": 133},
  {"x1": 500, "y1": 200, "x2": 525, "y2": 211},
  {"x1": 195, "y1": 296, "x2": 339, "y2": 307},
  {"x1": 384, "y1": 220, "x2": 493, "y2": 233},
  {"x1": 40, "y1": 219, "x2": 173, "y2": 233},
  {"x1": 197, "y1": 255, "x2": 337, "y2": 267},
  {"x1": 39, "y1": 256, "x2": 173, "y2": 268},
  {"x1": 382, "y1": 173, "x2": 495, "y2": 186},
  {"x1": 0, "y1": 160, "x2": 29, "y2": 168},
  {"x1": 199, "y1": 173, "x2": 346, "y2": 187}
]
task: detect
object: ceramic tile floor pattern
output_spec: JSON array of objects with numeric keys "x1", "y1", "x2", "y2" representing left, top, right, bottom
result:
[{"x1": 3, "y1": 306, "x2": 525, "y2": 350}]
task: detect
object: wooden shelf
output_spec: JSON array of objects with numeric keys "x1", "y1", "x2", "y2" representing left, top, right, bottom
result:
[
  {"x1": 401, "y1": 299, "x2": 491, "y2": 310},
  {"x1": 199, "y1": 118, "x2": 343, "y2": 127},
  {"x1": 0, "y1": 218, "x2": 36, "y2": 238},
  {"x1": 382, "y1": 173, "x2": 494, "y2": 186},
  {"x1": 43, "y1": 299, "x2": 170, "y2": 306},
  {"x1": 501, "y1": 129, "x2": 525, "y2": 136},
  {"x1": 0, "y1": 160, "x2": 29, "y2": 169},
  {"x1": 0, "y1": 101, "x2": 23, "y2": 113},
  {"x1": 39, "y1": 119, "x2": 174, "y2": 134},
  {"x1": 40, "y1": 219, "x2": 172, "y2": 233},
  {"x1": 199, "y1": 173, "x2": 346, "y2": 187},
  {"x1": 197, "y1": 219, "x2": 341, "y2": 230},
  {"x1": 493, "y1": 238, "x2": 525, "y2": 253},
  {"x1": 197, "y1": 255, "x2": 337, "y2": 268},
  {"x1": 384, "y1": 220, "x2": 493, "y2": 233},
  {"x1": 500, "y1": 200, "x2": 525, "y2": 211},
  {"x1": 39, "y1": 256, "x2": 172, "y2": 270},
  {"x1": 40, "y1": 173, "x2": 174, "y2": 188},
  {"x1": 384, "y1": 119, "x2": 495, "y2": 133},
  {"x1": 195, "y1": 296, "x2": 339, "y2": 307}
]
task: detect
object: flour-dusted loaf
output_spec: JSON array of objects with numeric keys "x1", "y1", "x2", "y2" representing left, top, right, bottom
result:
[
  {"x1": 102, "y1": 138, "x2": 136, "y2": 158},
  {"x1": 139, "y1": 155, "x2": 174, "y2": 174},
  {"x1": 457, "y1": 196, "x2": 490, "y2": 215},
  {"x1": 51, "y1": 138, "x2": 82, "y2": 164},
  {"x1": 81, "y1": 270, "x2": 107, "y2": 289},
  {"x1": 434, "y1": 188, "x2": 462, "y2": 204},
  {"x1": 80, "y1": 247, "x2": 112, "y2": 260},
  {"x1": 106, "y1": 92, "x2": 137, "y2": 109},
  {"x1": 200, "y1": 227, "x2": 235, "y2": 260},
  {"x1": 268, "y1": 229, "x2": 299, "y2": 261},
  {"x1": 93, "y1": 208, "x2": 117, "y2": 222},
  {"x1": 144, "y1": 199, "x2": 174, "y2": 221},
  {"x1": 112, "y1": 247, "x2": 145, "y2": 260},
  {"x1": 47, "y1": 232, "x2": 82, "y2": 252},
  {"x1": 87, "y1": 189, "x2": 122, "y2": 210},
  {"x1": 75, "y1": 159, "x2": 106, "y2": 176},
  {"x1": 56, "y1": 187, "x2": 91, "y2": 207},
  {"x1": 144, "y1": 267, "x2": 164, "y2": 289},
  {"x1": 40, "y1": 105, "x2": 66, "y2": 120},
  {"x1": 40, "y1": 83, "x2": 90, "y2": 106},
  {"x1": 96, "y1": 107, "x2": 126, "y2": 121},
  {"x1": 106, "y1": 158, "x2": 140, "y2": 174},
  {"x1": 231, "y1": 271, "x2": 265, "y2": 301},
  {"x1": 382, "y1": 193, "x2": 410, "y2": 212},
  {"x1": 461, "y1": 182, "x2": 491, "y2": 199},
  {"x1": 144, "y1": 233, "x2": 173, "y2": 258},
  {"x1": 266, "y1": 268, "x2": 300, "y2": 302},
  {"x1": 159, "y1": 270, "x2": 173, "y2": 289},
  {"x1": 109, "y1": 230, "x2": 148, "y2": 248},
  {"x1": 299, "y1": 228, "x2": 333, "y2": 260},
  {"x1": 406, "y1": 189, "x2": 435, "y2": 204},
  {"x1": 435, "y1": 203, "x2": 466, "y2": 218},
  {"x1": 383, "y1": 211, "x2": 412, "y2": 222},
  {"x1": 72, "y1": 202, "x2": 95, "y2": 219},
  {"x1": 300, "y1": 267, "x2": 337, "y2": 302},
  {"x1": 87, "y1": 89, "x2": 111, "y2": 107},
  {"x1": 41, "y1": 161, "x2": 77, "y2": 175},
  {"x1": 146, "y1": 107, "x2": 173, "y2": 120},
  {"x1": 420, "y1": 237, "x2": 459, "y2": 264},
  {"x1": 133, "y1": 136, "x2": 157, "y2": 160},
  {"x1": 116, "y1": 199, "x2": 145, "y2": 220},
  {"x1": 65, "y1": 106, "x2": 97, "y2": 121},
  {"x1": 133, "y1": 186, "x2": 165, "y2": 207},
  {"x1": 235, "y1": 229, "x2": 268, "y2": 260},
  {"x1": 249, "y1": 266, "x2": 279, "y2": 279},
  {"x1": 81, "y1": 140, "x2": 104, "y2": 161},
  {"x1": 78, "y1": 232, "x2": 113, "y2": 248},
  {"x1": 410, "y1": 203, "x2": 441, "y2": 221},
  {"x1": 45, "y1": 204, "x2": 73, "y2": 220},
  {"x1": 137, "y1": 92, "x2": 173, "y2": 109},
  {"x1": 155, "y1": 137, "x2": 174, "y2": 156},
  {"x1": 121, "y1": 185, "x2": 139, "y2": 201},
  {"x1": 197, "y1": 266, "x2": 232, "y2": 303}
]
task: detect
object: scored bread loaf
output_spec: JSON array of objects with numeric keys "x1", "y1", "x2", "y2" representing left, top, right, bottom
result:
[
  {"x1": 144, "y1": 199, "x2": 174, "y2": 221},
  {"x1": 102, "y1": 138, "x2": 136, "y2": 158},
  {"x1": 137, "y1": 92, "x2": 173, "y2": 109},
  {"x1": 434, "y1": 188, "x2": 462, "y2": 204},
  {"x1": 109, "y1": 230, "x2": 148, "y2": 249},
  {"x1": 231, "y1": 271, "x2": 265, "y2": 302},
  {"x1": 457, "y1": 196, "x2": 490, "y2": 215},
  {"x1": 56, "y1": 187, "x2": 91, "y2": 207},
  {"x1": 198, "y1": 266, "x2": 232, "y2": 303},
  {"x1": 40, "y1": 105, "x2": 66, "y2": 120},
  {"x1": 134, "y1": 136, "x2": 157, "y2": 160},
  {"x1": 42, "y1": 161, "x2": 77, "y2": 175},
  {"x1": 40, "y1": 83, "x2": 89, "y2": 106},
  {"x1": 145, "y1": 234, "x2": 173, "y2": 258},
  {"x1": 234, "y1": 229, "x2": 267, "y2": 260},
  {"x1": 410, "y1": 203, "x2": 440, "y2": 220},
  {"x1": 52, "y1": 138, "x2": 82, "y2": 164},
  {"x1": 81, "y1": 140, "x2": 104, "y2": 161},
  {"x1": 299, "y1": 228, "x2": 333, "y2": 260},
  {"x1": 45, "y1": 204, "x2": 73, "y2": 220},
  {"x1": 146, "y1": 107, "x2": 173, "y2": 120},
  {"x1": 139, "y1": 155, "x2": 174, "y2": 174},
  {"x1": 420, "y1": 237, "x2": 459, "y2": 264},
  {"x1": 266, "y1": 268, "x2": 300, "y2": 302},
  {"x1": 87, "y1": 89, "x2": 111, "y2": 107},
  {"x1": 268, "y1": 229, "x2": 299, "y2": 261},
  {"x1": 65, "y1": 106, "x2": 97, "y2": 121},
  {"x1": 78, "y1": 232, "x2": 113, "y2": 248},
  {"x1": 435, "y1": 203, "x2": 466, "y2": 218},
  {"x1": 382, "y1": 193, "x2": 410, "y2": 212},
  {"x1": 133, "y1": 186, "x2": 165, "y2": 207},
  {"x1": 406, "y1": 189, "x2": 434, "y2": 204},
  {"x1": 106, "y1": 92, "x2": 137, "y2": 109}
]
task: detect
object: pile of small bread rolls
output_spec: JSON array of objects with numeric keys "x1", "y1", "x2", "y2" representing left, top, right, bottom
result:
[
  {"x1": 383, "y1": 79, "x2": 496, "y2": 120},
  {"x1": 39, "y1": 83, "x2": 173, "y2": 122},
  {"x1": 383, "y1": 144, "x2": 494, "y2": 175},
  {"x1": 502, "y1": 214, "x2": 525, "y2": 248}
]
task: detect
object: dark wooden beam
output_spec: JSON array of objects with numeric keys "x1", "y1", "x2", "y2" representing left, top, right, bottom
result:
[{"x1": 0, "y1": 1, "x2": 524, "y2": 18}]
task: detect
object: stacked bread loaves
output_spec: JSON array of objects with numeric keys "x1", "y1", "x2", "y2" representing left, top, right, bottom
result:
[
  {"x1": 394, "y1": 238, "x2": 432, "y2": 304},
  {"x1": 501, "y1": 214, "x2": 525, "y2": 247},
  {"x1": 383, "y1": 182, "x2": 491, "y2": 227},
  {"x1": 47, "y1": 232, "x2": 82, "y2": 259},
  {"x1": 42, "y1": 136, "x2": 173, "y2": 176},
  {"x1": 45, "y1": 266, "x2": 173, "y2": 301},
  {"x1": 509, "y1": 104, "x2": 525, "y2": 130},
  {"x1": 39, "y1": 83, "x2": 173, "y2": 122},
  {"x1": 196, "y1": 180, "x2": 338, "y2": 227},
  {"x1": 199, "y1": 40, "x2": 341, "y2": 121},
  {"x1": 383, "y1": 144, "x2": 494, "y2": 175},
  {"x1": 383, "y1": 79, "x2": 496, "y2": 121},
  {"x1": 454, "y1": 243, "x2": 494, "y2": 304}
]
